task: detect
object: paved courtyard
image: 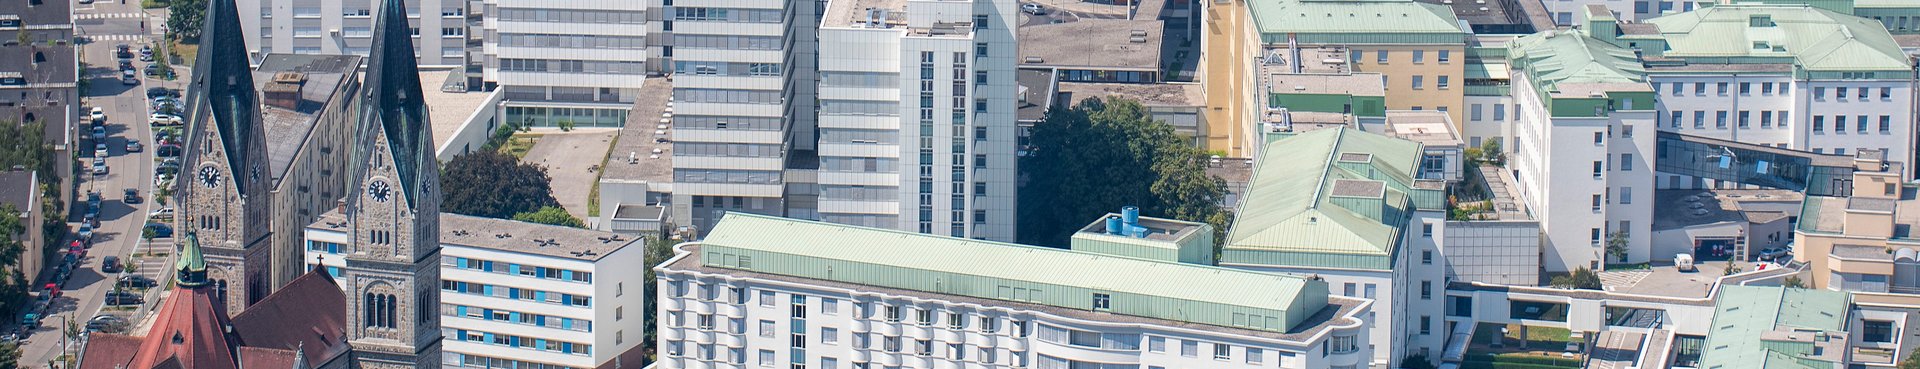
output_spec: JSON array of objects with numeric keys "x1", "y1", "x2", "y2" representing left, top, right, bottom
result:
[{"x1": 521, "y1": 130, "x2": 618, "y2": 221}]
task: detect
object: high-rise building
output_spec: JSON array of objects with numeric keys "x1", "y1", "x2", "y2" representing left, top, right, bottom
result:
[
  {"x1": 238, "y1": 0, "x2": 467, "y2": 66},
  {"x1": 433, "y1": 214, "x2": 649, "y2": 368},
  {"x1": 655, "y1": 213, "x2": 1375, "y2": 369},
  {"x1": 665, "y1": 0, "x2": 818, "y2": 231},
  {"x1": 810, "y1": 0, "x2": 1018, "y2": 240},
  {"x1": 477, "y1": 0, "x2": 649, "y2": 129},
  {"x1": 1505, "y1": 26, "x2": 1657, "y2": 271}
]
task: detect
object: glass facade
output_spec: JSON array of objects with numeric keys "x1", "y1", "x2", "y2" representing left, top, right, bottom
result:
[
  {"x1": 504, "y1": 106, "x2": 631, "y2": 128},
  {"x1": 1653, "y1": 131, "x2": 1854, "y2": 196}
]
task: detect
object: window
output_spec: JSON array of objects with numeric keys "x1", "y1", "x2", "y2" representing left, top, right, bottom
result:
[
  {"x1": 1593, "y1": 161, "x2": 1604, "y2": 178},
  {"x1": 1591, "y1": 228, "x2": 1603, "y2": 245},
  {"x1": 1421, "y1": 281, "x2": 1433, "y2": 299},
  {"x1": 792, "y1": 295, "x2": 808, "y2": 319},
  {"x1": 1213, "y1": 343, "x2": 1232, "y2": 360},
  {"x1": 884, "y1": 306, "x2": 901, "y2": 322},
  {"x1": 1621, "y1": 186, "x2": 1633, "y2": 205},
  {"x1": 1694, "y1": 111, "x2": 1706, "y2": 129},
  {"x1": 1413, "y1": 50, "x2": 1425, "y2": 63},
  {"x1": 822, "y1": 328, "x2": 839, "y2": 344},
  {"x1": 1148, "y1": 336, "x2": 1166, "y2": 353},
  {"x1": 1738, "y1": 111, "x2": 1750, "y2": 128},
  {"x1": 821, "y1": 298, "x2": 838, "y2": 315},
  {"x1": 1365, "y1": 284, "x2": 1377, "y2": 299},
  {"x1": 760, "y1": 291, "x2": 776, "y2": 306},
  {"x1": 1621, "y1": 154, "x2": 1634, "y2": 171},
  {"x1": 1761, "y1": 111, "x2": 1773, "y2": 127},
  {"x1": 1330, "y1": 335, "x2": 1359, "y2": 354},
  {"x1": 1881, "y1": 116, "x2": 1892, "y2": 133},
  {"x1": 1412, "y1": 75, "x2": 1424, "y2": 89},
  {"x1": 1248, "y1": 347, "x2": 1264, "y2": 364},
  {"x1": 916, "y1": 308, "x2": 933, "y2": 326},
  {"x1": 1815, "y1": 87, "x2": 1826, "y2": 100},
  {"x1": 1670, "y1": 82, "x2": 1683, "y2": 96},
  {"x1": 1761, "y1": 82, "x2": 1773, "y2": 95},
  {"x1": 1377, "y1": 50, "x2": 1389, "y2": 63},
  {"x1": 1092, "y1": 293, "x2": 1111, "y2": 310},
  {"x1": 1739, "y1": 82, "x2": 1751, "y2": 95},
  {"x1": 1839, "y1": 87, "x2": 1850, "y2": 99},
  {"x1": 1180, "y1": 340, "x2": 1198, "y2": 357},
  {"x1": 1438, "y1": 76, "x2": 1450, "y2": 89},
  {"x1": 1815, "y1": 116, "x2": 1826, "y2": 133},
  {"x1": 980, "y1": 316, "x2": 998, "y2": 333},
  {"x1": 1438, "y1": 50, "x2": 1451, "y2": 63},
  {"x1": 1717, "y1": 82, "x2": 1728, "y2": 95},
  {"x1": 1863, "y1": 320, "x2": 1896, "y2": 343},
  {"x1": 1422, "y1": 250, "x2": 1433, "y2": 264},
  {"x1": 1622, "y1": 124, "x2": 1634, "y2": 137},
  {"x1": 1422, "y1": 223, "x2": 1434, "y2": 237},
  {"x1": 1838, "y1": 116, "x2": 1850, "y2": 134},
  {"x1": 1420, "y1": 316, "x2": 1433, "y2": 335},
  {"x1": 793, "y1": 334, "x2": 808, "y2": 349},
  {"x1": 1716, "y1": 111, "x2": 1728, "y2": 128},
  {"x1": 759, "y1": 320, "x2": 775, "y2": 337},
  {"x1": 1695, "y1": 82, "x2": 1707, "y2": 96},
  {"x1": 1881, "y1": 87, "x2": 1892, "y2": 100},
  {"x1": 1594, "y1": 132, "x2": 1604, "y2": 145},
  {"x1": 759, "y1": 350, "x2": 775, "y2": 367}
]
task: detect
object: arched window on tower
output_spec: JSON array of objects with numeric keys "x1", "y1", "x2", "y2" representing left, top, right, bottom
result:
[
  {"x1": 214, "y1": 280, "x2": 228, "y2": 302},
  {"x1": 383, "y1": 294, "x2": 397, "y2": 328},
  {"x1": 364, "y1": 292, "x2": 378, "y2": 329}
]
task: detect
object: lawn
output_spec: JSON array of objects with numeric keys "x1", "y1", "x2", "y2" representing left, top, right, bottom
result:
[
  {"x1": 1470, "y1": 323, "x2": 1578, "y2": 353},
  {"x1": 499, "y1": 133, "x2": 543, "y2": 159}
]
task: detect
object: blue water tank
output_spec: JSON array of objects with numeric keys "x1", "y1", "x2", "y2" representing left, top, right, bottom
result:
[
  {"x1": 1130, "y1": 226, "x2": 1150, "y2": 238},
  {"x1": 1122, "y1": 206, "x2": 1140, "y2": 227},
  {"x1": 1105, "y1": 217, "x2": 1124, "y2": 235}
]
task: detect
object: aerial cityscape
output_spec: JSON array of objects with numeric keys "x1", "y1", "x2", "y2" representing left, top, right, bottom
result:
[{"x1": 1, "y1": 0, "x2": 1920, "y2": 367}]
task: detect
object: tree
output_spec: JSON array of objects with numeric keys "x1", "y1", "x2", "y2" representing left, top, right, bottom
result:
[
  {"x1": 440, "y1": 151, "x2": 561, "y2": 219},
  {"x1": 1550, "y1": 267, "x2": 1603, "y2": 290},
  {"x1": 1783, "y1": 275, "x2": 1806, "y2": 289},
  {"x1": 1605, "y1": 232, "x2": 1630, "y2": 264},
  {"x1": 1017, "y1": 97, "x2": 1233, "y2": 248},
  {"x1": 641, "y1": 236, "x2": 676, "y2": 367},
  {"x1": 165, "y1": 0, "x2": 207, "y2": 44},
  {"x1": 1401, "y1": 354, "x2": 1437, "y2": 369},
  {"x1": 1479, "y1": 139, "x2": 1506, "y2": 166},
  {"x1": 512, "y1": 206, "x2": 585, "y2": 228},
  {"x1": 1900, "y1": 347, "x2": 1920, "y2": 369},
  {"x1": 0, "y1": 341, "x2": 19, "y2": 369}
]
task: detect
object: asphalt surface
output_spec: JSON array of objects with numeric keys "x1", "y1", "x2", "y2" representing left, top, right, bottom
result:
[{"x1": 21, "y1": 0, "x2": 178, "y2": 364}]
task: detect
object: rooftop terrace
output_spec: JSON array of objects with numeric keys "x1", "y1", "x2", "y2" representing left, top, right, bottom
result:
[{"x1": 1019, "y1": 19, "x2": 1164, "y2": 71}]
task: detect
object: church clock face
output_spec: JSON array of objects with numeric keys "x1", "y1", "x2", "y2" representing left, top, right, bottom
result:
[
  {"x1": 368, "y1": 181, "x2": 392, "y2": 203},
  {"x1": 198, "y1": 167, "x2": 222, "y2": 189}
]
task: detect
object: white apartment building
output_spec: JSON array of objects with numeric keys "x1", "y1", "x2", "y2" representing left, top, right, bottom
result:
[
  {"x1": 1507, "y1": 28, "x2": 1657, "y2": 271},
  {"x1": 810, "y1": 0, "x2": 1019, "y2": 240},
  {"x1": 666, "y1": 0, "x2": 817, "y2": 232},
  {"x1": 478, "y1": 0, "x2": 649, "y2": 130},
  {"x1": 655, "y1": 213, "x2": 1376, "y2": 369},
  {"x1": 307, "y1": 214, "x2": 648, "y2": 369},
  {"x1": 240, "y1": 0, "x2": 465, "y2": 66}
]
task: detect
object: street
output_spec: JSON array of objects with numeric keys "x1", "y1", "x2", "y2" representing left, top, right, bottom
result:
[{"x1": 20, "y1": 0, "x2": 178, "y2": 365}]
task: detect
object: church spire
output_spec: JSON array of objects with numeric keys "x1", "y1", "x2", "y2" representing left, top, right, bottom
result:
[
  {"x1": 362, "y1": 0, "x2": 434, "y2": 208},
  {"x1": 176, "y1": 233, "x2": 209, "y2": 288},
  {"x1": 183, "y1": 0, "x2": 266, "y2": 191}
]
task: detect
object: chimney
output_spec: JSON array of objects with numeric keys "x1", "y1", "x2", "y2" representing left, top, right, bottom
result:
[{"x1": 262, "y1": 72, "x2": 307, "y2": 110}]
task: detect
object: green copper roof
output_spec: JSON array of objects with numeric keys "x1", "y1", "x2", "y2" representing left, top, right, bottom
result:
[
  {"x1": 1509, "y1": 29, "x2": 1647, "y2": 93},
  {"x1": 1221, "y1": 127, "x2": 1422, "y2": 270},
  {"x1": 184, "y1": 0, "x2": 266, "y2": 190},
  {"x1": 1643, "y1": 4, "x2": 1911, "y2": 71},
  {"x1": 1247, "y1": 0, "x2": 1468, "y2": 42},
  {"x1": 1699, "y1": 286, "x2": 1849, "y2": 369},
  {"x1": 176, "y1": 232, "x2": 209, "y2": 287},
  {"x1": 700, "y1": 213, "x2": 1331, "y2": 332}
]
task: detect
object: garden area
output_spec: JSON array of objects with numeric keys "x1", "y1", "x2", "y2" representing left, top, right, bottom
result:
[{"x1": 1463, "y1": 323, "x2": 1585, "y2": 369}]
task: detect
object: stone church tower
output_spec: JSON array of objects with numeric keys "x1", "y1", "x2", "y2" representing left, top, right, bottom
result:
[
  {"x1": 176, "y1": 0, "x2": 272, "y2": 316},
  {"x1": 340, "y1": 0, "x2": 443, "y2": 367}
]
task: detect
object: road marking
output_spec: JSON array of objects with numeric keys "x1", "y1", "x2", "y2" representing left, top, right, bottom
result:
[
  {"x1": 76, "y1": 12, "x2": 149, "y2": 20},
  {"x1": 82, "y1": 34, "x2": 149, "y2": 42}
]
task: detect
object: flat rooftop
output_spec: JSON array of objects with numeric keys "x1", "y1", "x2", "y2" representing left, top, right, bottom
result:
[
  {"x1": 601, "y1": 78, "x2": 674, "y2": 183},
  {"x1": 612, "y1": 204, "x2": 665, "y2": 220},
  {"x1": 1263, "y1": 67, "x2": 1386, "y2": 97},
  {"x1": 1381, "y1": 111, "x2": 1461, "y2": 148},
  {"x1": 823, "y1": 0, "x2": 907, "y2": 28},
  {"x1": 1653, "y1": 189, "x2": 1803, "y2": 231},
  {"x1": 1055, "y1": 82, "x2": 1202, "y2": 107},
  {"x1": 1016, "y1": 69, "x2": 1056, "y2": 122},
  {"x1": 420, "y1": 68, "x2": 495, "y2": 154},
  {"x1": 1075, "y1": 213, "x2": 1210, "y2": 243},
  {"x1": 314, "y1": 210, "x2": 638, "y2": 261},
  {"x1": 0, "y1": 0, "x2": 72, "y2": 25},
  {"x1": 1263, "y1": 47, "x2": 1353, "y2": 74},
  {"x1": 1019, "y1": 19, "x2": 1164, "y2": 71},
  {"x1": 253, "y1": 54, "x2": 362, "y2": 184},
  {"x1": 1802, "y1": 186, "x2": 1920, "y2": 240}
]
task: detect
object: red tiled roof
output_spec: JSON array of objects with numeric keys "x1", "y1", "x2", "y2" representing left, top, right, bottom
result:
[
  {"x1": 77, "y1": 333, "x2": 140, "y2": 369},
  {"x1": 127, "y1": 287, "x2": 238, "y2": 369},
  {"x1": 236, "y1": 346, "x2": 299, "y2": 369},
  {"x1": 231, "y1": 266, "x2": 348, "y2": 362}
]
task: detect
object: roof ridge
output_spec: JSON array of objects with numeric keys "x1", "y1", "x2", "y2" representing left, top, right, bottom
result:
[{"x1": 1305, "y1": 127, "x2": 1347, "y2": 211}]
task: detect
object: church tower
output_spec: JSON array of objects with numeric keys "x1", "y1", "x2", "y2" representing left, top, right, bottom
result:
[
  {"x1": 340, "y1": 0, "x2": 442, "y2": 367},
  {"x1": 176, "y1": 0, "x2": 272, "y2": 316}
]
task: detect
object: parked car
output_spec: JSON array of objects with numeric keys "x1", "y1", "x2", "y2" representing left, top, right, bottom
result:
[
  {"x1": 117, "y1": 60, "x2": 134, "y2": 72},
  {"x1": 145, "y1": 87, "x2": 174, "y2": 99},
  {"x1": 86, "y1": 191, "x2": 102, "y2": 212},
  {"x1": 1758, "y1": 248, "x2": 1785, "y2": 261},
  {"x1": 123, "y1": 188, "x2": 140, "y2": 204},
  {"x1": 147, "y1": 208, "x2": 174, "y2": 220},
  {"x1": 138, "y1": 53, "x2": 153, "y2": 62},
  {"x1": 139, "y1": 45, "x2": 152, "y2": 56},
  {"x1": 91, "y1": 162, "x2": 108, "y2": 176},
  {"x1": 126, "y1": 139, "x2": 143, "y2": 153},
  {"x1": 91, "y1": 125, "x2": 105, "y2": 140},
  {"x1": 143, "y1": 222, "x2": 173, "y2": 238},
  {"x1": 104, "y1": 291, "x2": 142, "y2": 306},
  {"x1": 101, "y1": 256, "x2": 121, "y2": 273},
  {"x1": 148, "y1": 113, "x2": 182, "y2": 126},
  {"x1": 114, "y1": 44, "x2": 133, "y2": 59},
  {"x1": 118, "y1": 275, "x2": 157, "y2": 289},
  {"x1": 76, "y1": 224, "x2": 93, "y2": 242},
  {"x1": 89, "y1": 107, "x2": 106, "y2": 123},
  {"x1": 121, "y1": 74, "x2": 139, "y2": 85},
  {"x1": 86, "y1": 315, "x2": 126, "y2": 332},
  {"x1": 1021, "y1": 3, "x2": 1047, "y2": 14},
  {"x1": 156, "y1": 144, "x2": 181, "y2": 158}
]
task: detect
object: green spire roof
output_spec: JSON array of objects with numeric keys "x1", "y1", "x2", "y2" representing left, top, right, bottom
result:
[
  {"x1": 183, "y1": 0, "x2": 266, "y2": 190},
  {"x1": 361, "y1": 0, "x2": 434, "y2": 207},
  {"x1": 176, "y1": 232, "x2": 209, "y2": 287}
]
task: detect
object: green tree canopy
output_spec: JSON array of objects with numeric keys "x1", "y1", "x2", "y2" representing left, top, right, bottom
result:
[
  {"x1": 641, "y1": 236, "x2": 675, "y2": 367},
  {"x1": 440, "y1": 151, "x2": 560, "y2": 219},
  {"x1": 166, "y1": 0, "x2": 207, "y2": 43},
  {"x1": 1901, "y1": 347, "x2": 1920, "y2": 369},
  {"x1": 512, "y1": 206, "x2": 585, "y2": 228},
  {"x1": 1551, "y1": 267, "x2": 1603, "y2": 290},
  {"x1": 1018, "y1": 97, "x2": 1232, "y2": 248}
]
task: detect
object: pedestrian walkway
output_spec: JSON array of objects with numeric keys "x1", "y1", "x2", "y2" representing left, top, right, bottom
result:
[
  {"x1": 1587, "y1": 331, "x2": 1645, "y2": 369},
  {"x1": 75, "y1": 12, "x2": 148, "y2": 20},
  {"x1": 81, "y1": 34, "x2": 148, "y2": 42},
  {"x1": 1600, "y1": 269, "x2": 1652, "y2": 292}
]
